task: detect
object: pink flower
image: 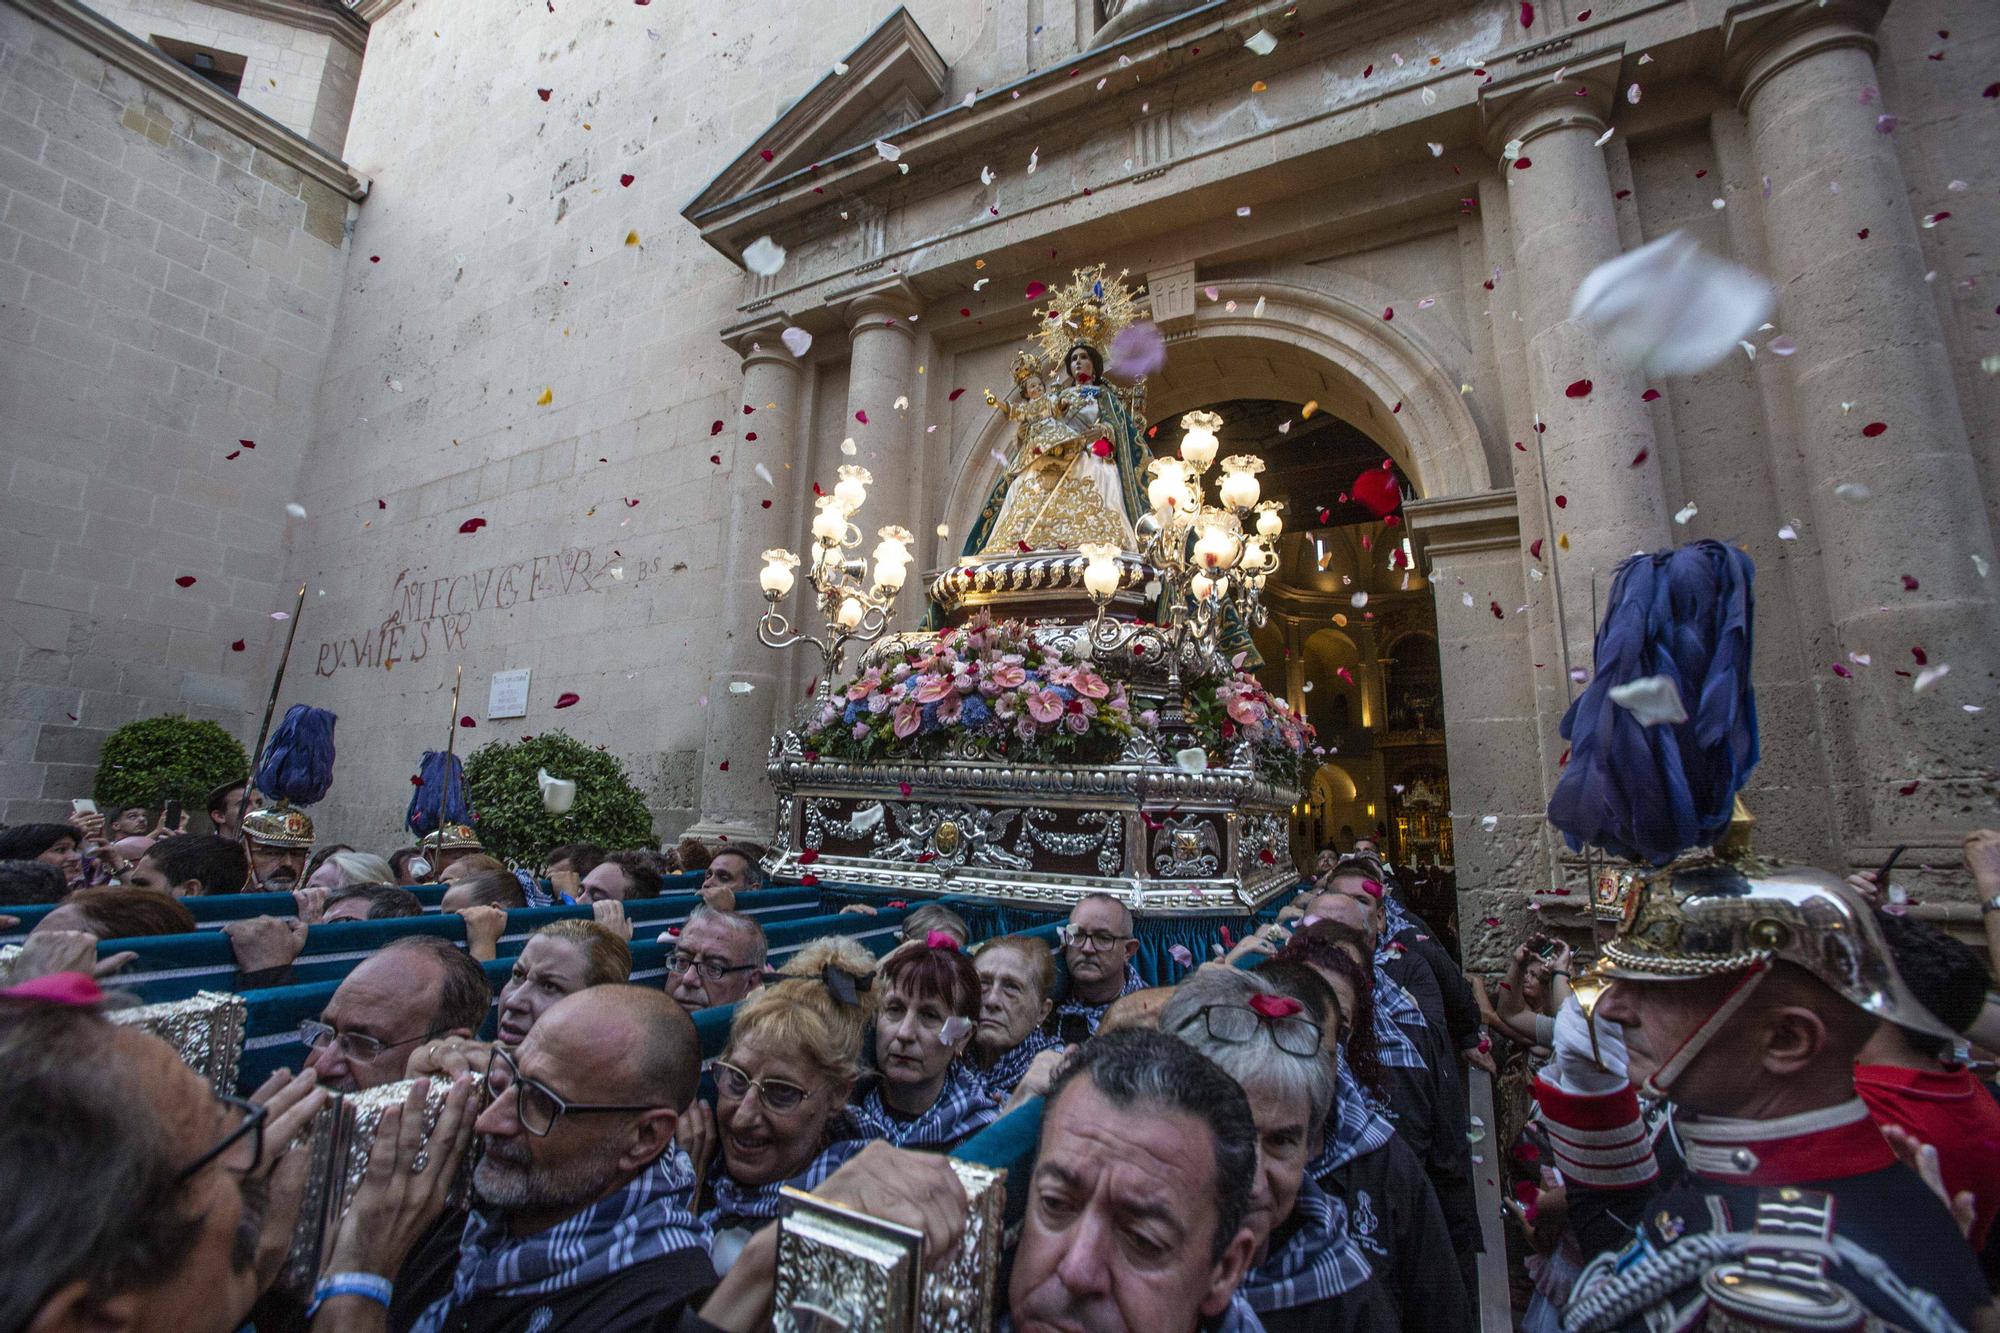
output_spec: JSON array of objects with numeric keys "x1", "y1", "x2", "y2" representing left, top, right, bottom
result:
[
  {"x1": 1140, "y1": 708, "x2": 1160, "y2": 728},
  {"x1": 989, "y1": 658, "x2": 1028, "y2": 689},
  {"x1": 1065, "y1": 711, "x2": 1089, "y2": 735},
  {"x1": 1225, "y1": 693, "x2": 1265, "y2": 727},
  {"x1": 1015, "y1": 715, "x2": 1039, "y2": 745},
  {"x1": 1071, "y1": 668, "x2": 1110, "y2": 699},
  {"x1": 993, "y1": 692, "x2": 1018, "y2": 719},
  {"x1": 1025, "y1": 687, "x2": 1065, "y2": 724},
  {"x1": 851, "y1": 722, "x2": 870, "y2": 740},
  {"x1": 1046, "y1": 664, "x2": 1077, "y2": 687},
  {"x1": 867, "y1": 692, "x2": 893, "y2": 715},
  {"x1": 914, "y1": 674, "x2": 955, "y2": 704},
  {"x1": 892, "y1": 700, "x2": 922, "y2": 738},
  {"x1": 846, "y1": 669, "x2": 883, "y2": 702},
  {"x1": 935, "y1": 692, "x2": 963, "y2": 723},
  {"x1": 818, "y1": 703, "x2": 840, "y2": 727}
]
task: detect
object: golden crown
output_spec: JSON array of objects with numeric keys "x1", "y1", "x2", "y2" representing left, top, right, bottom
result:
[
  {"x1": 1009, "y1": 349, "x2": 1044, "y2": 385},
  {"x1": 1034, "y1": 264, "x2": 1146, "y2": 369}
]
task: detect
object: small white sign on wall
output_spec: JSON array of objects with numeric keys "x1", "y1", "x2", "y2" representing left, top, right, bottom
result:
[{"x1": 488, "y1": 669, "x2": 532, "y2": 719}]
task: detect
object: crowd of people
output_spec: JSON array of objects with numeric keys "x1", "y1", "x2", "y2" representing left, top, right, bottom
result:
[{"x1": 6, "y1": 777, "x2": 2000, "y2": 1333}]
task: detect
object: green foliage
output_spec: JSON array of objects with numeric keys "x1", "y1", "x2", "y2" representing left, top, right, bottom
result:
[
  {"x1": 92, "y1": 715, "x2": 248, "y2": 815},
  {"x1": 462, "y1": 731, "x2": 655, "y2": 867}
]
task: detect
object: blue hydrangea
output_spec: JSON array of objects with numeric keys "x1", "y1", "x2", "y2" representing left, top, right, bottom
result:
[
  {"x1": 958, "y1": 695, "x2": 992, "y2": 729},
  {"x1": 842, "y1": 701, "x2": 861, "y2": 725},
  {"x1": 920, "y1": 702, "x2": 942, "y2": 733}
]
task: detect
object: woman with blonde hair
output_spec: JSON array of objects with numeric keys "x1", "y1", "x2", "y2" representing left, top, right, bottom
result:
[{"x1": 677, "y1": 935, "x2": 878, "y2": 1272}]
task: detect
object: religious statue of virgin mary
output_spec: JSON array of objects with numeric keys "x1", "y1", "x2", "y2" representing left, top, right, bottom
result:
[{"x1": 958, "y1": 266, "x2": 1153, "y2": 559}]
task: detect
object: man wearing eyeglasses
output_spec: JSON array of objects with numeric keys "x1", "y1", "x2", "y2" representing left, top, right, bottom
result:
[
  {"x1": 2, "y1": 991, "x2": 327, "y2": 1333},
  {"x1": 666, "y1": 905, "x2": 767, "y2": 1013},
  {"x1": 303, "y1": 936, "x2": 492, "y2": 1093},
  {"x1": 386, "y1": 984, "x2": 717, "y2": 1332},
  {"x1": 1048, "y1": 892, "x2": 1145, "y2": 1044}
]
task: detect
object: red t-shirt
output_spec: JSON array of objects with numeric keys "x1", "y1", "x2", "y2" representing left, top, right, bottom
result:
[{"x1": 1855, "y1": 1062, "x2": 2000, "y2": 1250}]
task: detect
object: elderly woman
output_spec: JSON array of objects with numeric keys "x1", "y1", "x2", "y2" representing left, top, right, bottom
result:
[
  {"x1": 303, "y1": 850, "x2": 396, "y2": 892},
  {"x1": 676, "y1": 937, "x2": 877, "y2": 1271},
  {"x1": 969, "y1": 934, "x2": 1061, "y2": 1100},
  {"x1": 1260, "y1": 949, "x2": 1473, "y2": 1333},
  {"x1": 851, "y1": 934, "x2": 1000, "y2": 1150},
  {"x1": 407, "y1": 919, "x2": 630, "y2": 1076},
  {"x1": 1162, "y1": 966, "x2": 1388, "y2": 1332}
]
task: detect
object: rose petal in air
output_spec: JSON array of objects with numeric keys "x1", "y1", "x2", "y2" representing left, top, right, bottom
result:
[
  {"x1": 742, "y1": 236, "x2": 786, "y2": 276},
  {"x1": 1106, "y1": 321, "x2": 1167, "y2": 379},
  {"x1": 1565, "y1": 378, "x2": 1593, "y2": 398},
  {"x1": 1861, "y1": 421, "x2": 1887, "y2": 438},
  {"x1": 780, "y1": 327, "x2": 812, "y2": 357},
  {"x1": 458, "y1": 518, "x2": 487, "y2": 533}
]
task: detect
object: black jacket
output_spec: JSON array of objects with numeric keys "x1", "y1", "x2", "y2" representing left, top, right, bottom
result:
[{"x1": 1315, "y1": 1125, "x2": 1475, "y2": 1333}]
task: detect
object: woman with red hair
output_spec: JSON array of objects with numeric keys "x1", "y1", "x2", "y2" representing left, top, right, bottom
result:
[{"x1": 852, "y1": 933, "x2": 1000, "y2": 1150}]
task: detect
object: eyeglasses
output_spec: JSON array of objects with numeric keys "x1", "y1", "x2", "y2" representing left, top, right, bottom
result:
[
  {"x1": 177, "y1": 1093, "x2": 266, "y2": 1185},
  {"x1": 298, "y1": 1018, "x2": 444, "y2": 1064},
  {"x1": 487, "y1": 1047, "x2": 668, "y2": 1137},
  {"x1": 1066, "y1": 929, "x2": 1128, "y2": 952},
  {"x1": 1179, "y1": 1004, "x2": 1325, "y2": 1058},
  {"x1": 711, "y1": 1058, "x2": 815, "y2": 1114},
  {"x1": 668, "y1": 951, "x2": 762, "y2": 983}
]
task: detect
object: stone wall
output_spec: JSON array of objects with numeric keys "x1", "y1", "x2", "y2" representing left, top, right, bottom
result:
[
  {"x1": 0, "y1": 0, "x2": 354, "y2": 823},
  {"x1": 86, "y1": 0, "x2": 362, "y2": 153}
]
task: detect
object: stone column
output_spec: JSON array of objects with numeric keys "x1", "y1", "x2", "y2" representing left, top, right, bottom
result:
[
  {"x1": 1481, "y1": 56, "x2": 1671, "y2": 666},
  {"x1": 1406, "y1": 492, "x2": 1543, "y2": 970},
  {"x1": 1725, "y1": 0, "x2": 1998, "y2": 865},
  {"x1": 691, "y1": 318, "x2": 804, "y2": 843},
  {"x1": 840, "y1": 279, "x2": 924, "y2": 628},
  {"x1": 1283, "y1": 618, "x2": 1305, "y2": 714}
]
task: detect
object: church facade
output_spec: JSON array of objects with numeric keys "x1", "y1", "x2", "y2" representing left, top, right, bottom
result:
[{"x1": 2, "y1": 0, "x2": 1992, "y2": 958}]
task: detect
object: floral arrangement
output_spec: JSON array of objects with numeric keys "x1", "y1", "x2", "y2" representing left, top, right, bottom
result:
[
  {"x1": 1174, "y1": 669, "x2": 1322, "y2": 788},
  {"x1": 802, "y1": 613, "x2": 1134, "y2": 764}
]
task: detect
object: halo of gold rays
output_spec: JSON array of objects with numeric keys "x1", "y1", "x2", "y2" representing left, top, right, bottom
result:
[{"x1": 1034, "y1": 264, "x2": 1147, "y2": 370}]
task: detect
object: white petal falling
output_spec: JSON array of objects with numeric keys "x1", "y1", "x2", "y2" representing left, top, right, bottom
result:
[
  {"x1": 1569, "y1": 230, "x2": 1774, "y2": 377},
  {"x1": 1608, "y1": 675, "x2": 1690, "y2": 726},
  {"x1": 742, "y1": 236, "x2": 786, "y2": 276}
]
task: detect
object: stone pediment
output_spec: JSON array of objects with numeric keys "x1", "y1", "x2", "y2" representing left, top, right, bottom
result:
[{"x1": 683, "y1": 7, "x2": 945, "y2": 223}]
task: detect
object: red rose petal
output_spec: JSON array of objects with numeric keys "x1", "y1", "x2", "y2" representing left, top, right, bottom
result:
[
  {"x1": 225, "y1": 450, "x2": 241, "y2": 460},
  {"x1": 1565, "y1": 378, "x2": 1593, "y2": 398},
  {"x1": 1614, "y1": 188, "x2": 1631, "y2": 199},
  {"x1": 174, "y1": 575, "x2": 197, "y2": 587},
  {"x1": 743, "y1": 404, "x2": 755, "y2": 415},
  {"x1": 898, "y1": 781, "x2": 913, "y2": 797},
  {"x1": 1090, "y1": 437, "x2": 1113, "y2": 458},
  {"x1": 759, "y1": 149, "x2": 773, "y2": 161},
  {"x1": 411, "y1": 774, "x2": 424, "y2": 786},
  {"x1": 1641, "y1": 388, "x2": 1661, "y2": 402},
  {"x1": 1912, "y1": 646, "x2": 1928, "y2": 665},
  {"x1": 458, "y1": 517, "x2": 487, "y2": 533},
  {"x1": 718, "y1": 760, "x2": 729, "y2": 771},
  {"x1": 800, "y1": 872, "x2": 819, "y2": 886},
  {"x1": 1257, "y1": 848, "x2": 1276, "y2": 865},
  {"x1": 1024, "y1": 280, "x2": 1047, "y2": 301},
  {"x1": 710, "y1": 420, "x2": 724, "y2": 435},
  {"x1": 1856, "y1": 228, "x2": 1869, "y2": 239},
  {"x1": 1986, "y1": 83, "x2": 2000, "y2": 98},
  {"x1": 1483, "y1": 278, "x2": 1495, "y2": 290},
  {"x1": 1381, "y1": 306, "x2": 1393, "y2": 320},
  {"x1": 459, "y1": 716, "x2": 476, "y2": 728},
  {"x1": 1861, "y1": 421, "x2": 1887, "y2": 438},
  {"x1": 949, "y1": 387, "x2": 966, "y2": 401},
  {"x1": 1554, "y1": 494, "x2": 1568, "y2": 508},
  {"x1": 855, "y1": 410, "x2": 869, "y2": 425},
  {"x1": 1513, "y1": 440, "x2": 1526, "y2": 451},
  {"x1": 1519, "y1": 0, "x2": 1534, "y2": 25},
  {"x1": 231, "y1": 638, "x2": 246, "y2": 651},
  {"x1": 1362, "y1": 63, "x2": 1372, "y2": 77},
  {"x1": 377, "y1": 499, "x2": 387, "y2": 510},
  {"x1": 619, "y1": 173, "x2": 635, "y2": 187},
  {"x1": 554, "y1": 692, "x2": 580, "y2": 709},
  {"x1": 536, "y1": 88, "x2": 552, "y2": 101},
  {"x1": 1898, "y1": 780, "x2": 1920, "y2": 796},
  {"x1": 240, "y1": 439, "x2": 256, "y2": 449},
  {"x1": 799, "y1": 848, "x2": 820, "y2": 864},
  {"x1": 1832, "y1": 663, "x2": 1853, "y2": 678},
  {"x1": 1529, "y1": 539, "x2": 1544, "y2": 560},
  {"x1": 1900, "y1": 575, "x2": 1919, "y2": 591},
  {"x1": 1490, "y1": 600, "x2": 1504, "y2": 619},
  {"x1": 624, "y1": 497, "x2": 640, "y2": 507},
  {"x1": 1512, "y1": 157, "x2": 1532, "y2": 170},
  {"x1": 1630, "y1": 447, "x2": 1649, "y2": 467},
  {"x1": 709, "y1": 454, "x2": 721, "y2": 464},
  {"x1": 761, "y1": 499, "x2": 772, "y2": 509},
  {"x1": 1576, "y1": 8, "x2": 1591, "y2": 18}
]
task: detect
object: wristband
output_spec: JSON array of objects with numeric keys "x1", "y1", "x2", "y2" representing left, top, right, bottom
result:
[{"x1": 306, "y1": 1273, "x2": 394, "y2": 1319}]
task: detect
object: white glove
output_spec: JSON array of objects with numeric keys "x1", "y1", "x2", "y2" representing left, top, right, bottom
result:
[{"x1": 1547, "y1": 993, "x2": 1630, "y2": 1096}]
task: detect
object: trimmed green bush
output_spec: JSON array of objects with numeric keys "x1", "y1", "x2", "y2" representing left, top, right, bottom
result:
[
  {"x1": 93, "y1": 715, "x2": 248, "y2": 818},
  {"x1": 463, "y1": 731, "x2": 655, "y2": 867}
]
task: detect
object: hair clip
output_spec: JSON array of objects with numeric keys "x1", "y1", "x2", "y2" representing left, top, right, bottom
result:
[
  {"x1": 1248, "y1": 993, "x2": 1305, "y2": 1020},
  {"x1": 1359, "y1": 879, "x2": 1384, "y2": 899},
  {"x1": 821, "y1": 965, "x2": 874, "y2": 1008},
  {"x1": 925, "y1": 930, "x2": 960, "y2": 952}
]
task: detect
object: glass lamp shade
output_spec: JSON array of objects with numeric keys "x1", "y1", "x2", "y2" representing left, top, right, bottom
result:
[
  {"x1": 1217, "y1": 455, "x2": 1265, "y2": 511},
  {"x1": 1147, "y1": 458, "x2": 1192, "y2": 515},
  {"x1": 836, "y1": 596, "x2": 866, "y2": 629},
  {"x1": 1078, "y1": 542, "x2": 1122, "y2": 600},
  {"x1": 1254, "y1": 501, "x2": 1284, "y2": 538},
  {"x1": 871, "y1": 525, "x2": 914, "y2": 569},
  {"x1": 1193, "y1": 523, "x2": 1240, "y2": 570},
  {"x1": 833, "y1": 464, "x2": 873, "y2": 514},
  {"x1": 872, "y1": 559, "x2": 908, "y2": 594},
  {"x1": 759, "y1": 548, "x2": 799, "y2": 597},
  {"x1": 1190, "y1": 572, "x2": 1217, "y2": 600},
  {"x1": 1178, "y1": 409, "x2": 1224, "y2": 470},
  {"x1": 811, "y1": 495, "x2": 850, "y2": 544}
]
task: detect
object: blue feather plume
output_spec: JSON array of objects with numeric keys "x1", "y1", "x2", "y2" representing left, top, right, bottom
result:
[
  {"x1": 254, "y1": 705, "x2": 337, "y2": 806},
  {"x1": 1546, "y1": 540, "x2": 1759, "y2": 866},
  {"x1": 406, "y1": 750, "x2": 472, "y2": 836}
]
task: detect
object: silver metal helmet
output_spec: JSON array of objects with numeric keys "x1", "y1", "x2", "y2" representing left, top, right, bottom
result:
[{"x1": 1594, "y1": 854, "x2": 1959, "y2": 1042}]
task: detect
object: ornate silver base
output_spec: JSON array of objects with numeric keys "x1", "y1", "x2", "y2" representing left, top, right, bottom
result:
[{"x1": 765, "y1": 732, "x2": 1300, "y2": 915}]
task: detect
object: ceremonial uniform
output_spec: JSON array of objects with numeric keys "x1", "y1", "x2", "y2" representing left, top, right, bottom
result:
[{"x1": 1542, "y1": 854, "x2": 1991, "y2": 1333}]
